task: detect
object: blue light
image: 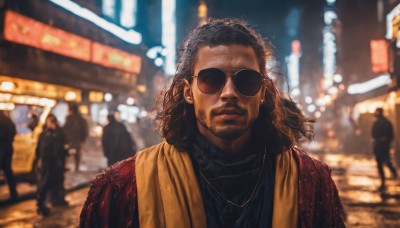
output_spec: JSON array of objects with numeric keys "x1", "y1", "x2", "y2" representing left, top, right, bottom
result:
[
  {"x1": 146, "y1": 46, "x2": 166, "y2": 59},
  {"x1": 326, "y1": 0, "x2": 336, "y2": 6},
  {"x1": 155, "y1": 58, "x2": 164, "y2": 67},
  {"x1": 49, "y1": 0, "x2": 141, "y2": 45},
  {"x1": 121, "y1": 0, "x2": 137, "y2": 28},
  {"x1": 102, "y1": 0, "x2": 116, "y2": 20},
  {"x1": 162, "y1": 0, "x2": 176, "y2": 75}
]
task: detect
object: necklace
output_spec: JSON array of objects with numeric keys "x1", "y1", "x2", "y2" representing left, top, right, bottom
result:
[{"x1": 198, "y1": 147, "x2": 267, "y2": 208}]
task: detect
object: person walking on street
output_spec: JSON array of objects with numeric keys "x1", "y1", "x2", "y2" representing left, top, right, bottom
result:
[
  {"x1": 372, "y1": 108, "x2": 398, "y2": 191},
  {"x1": 36, "y1": 114, "x2": 69, "y2": 216},
  {"x1": 0, "y1": 110, "x2": 18, "y2": 201},
  {"x1": 102, "y1": 114, "x2": 136, "y2": 167},
  {"x1": 63, "y1": 103, "x2": 88, "y2": 172},
  {"x1": 80, "y1": 18, "x2": 344, "y2": 227}
]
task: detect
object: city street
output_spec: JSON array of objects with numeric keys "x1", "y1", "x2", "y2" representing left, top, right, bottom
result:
[
  {"x1": 314, "y1": 152, "x2": 400, "y2": 227},
  {"x1": 2, "y1": 0, "x2": 400, "y2": 227},
  {"x1": 0, "y1": 187, "x2": 88, "y2": 227},
  {"x1": 1, "y1": 149, "x2": 400, "y2": 227}
]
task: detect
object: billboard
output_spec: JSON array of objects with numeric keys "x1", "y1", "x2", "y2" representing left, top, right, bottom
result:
[
  {"x1": 92, "y1": 42, "x2": 141, "y2": 74},
  {"x1": 370, "y1": 40, "x2": 389, "y2": 73},
  {"x1": 4, "y1": 10, "x2": 142, "y2": 74},
  {"x1": 4, "y1": 10, "x2": 91, "y2": 61}
]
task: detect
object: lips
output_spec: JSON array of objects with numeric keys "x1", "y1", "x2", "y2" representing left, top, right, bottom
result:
[
  {"x1": 214, "y1": 109, "x2": 245, "y2": 122},
  {"x1": 215, "y1": 108, "x2": 244, "y2": 115},
  {"x1": 211, "y1": 104, "x2": 247, "y2": 119}
]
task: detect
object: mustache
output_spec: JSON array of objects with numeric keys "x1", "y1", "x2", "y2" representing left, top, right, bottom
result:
[{"x1": 211, "y1": 102, "x2": 248, "y2": 116}]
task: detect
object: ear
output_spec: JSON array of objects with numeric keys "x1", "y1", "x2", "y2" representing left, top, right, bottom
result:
[{"x1": 183, "y1": 79, "x2": 194, "y2": 104}]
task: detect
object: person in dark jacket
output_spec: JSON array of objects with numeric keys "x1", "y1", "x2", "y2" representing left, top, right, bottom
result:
[
  {"x1": 80, "y1": 18, "x2": 344, "y2": 227},
  {"x1": 63, "y1": 103, "x2": 88, "y2": 172},
  {"x1": 36, "y1": 114, "x2": 69, "y2": 216},
  {"x1": 0, "y1": 110, "x2": 18, "y2": 201},
  {"x1": 372, "y1": 108, "x2": 397, "y2": 191},
  {"x1": 101, "y1": 114, "x2": 136, "y2": 166}
]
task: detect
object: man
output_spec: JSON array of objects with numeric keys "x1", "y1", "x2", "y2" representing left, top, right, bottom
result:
[
  {"x1": 371, "y1": 108, "x2": 397, "y2": 191},
  {"x1": 0, "y1": 110, "x2": 18, "y2": 201},
  {"x1": 80, "y1": 18, "x2": 344, "y2": 227},
  {"x1": 101, "y1": 113, "x2": 136, "y2": 166},
  {"x1": 63, "y1": 103, "x2": 88, "y2": 172}
]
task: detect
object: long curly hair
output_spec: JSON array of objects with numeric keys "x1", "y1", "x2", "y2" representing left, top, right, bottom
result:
[{"x1": 156, "y1": 18, "x2": 308, "y2": 152}]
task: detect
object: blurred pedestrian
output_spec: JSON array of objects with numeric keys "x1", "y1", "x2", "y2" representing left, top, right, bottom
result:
[
  {"x1": 28, "y1": 112, "x2": 39, "y2": 132},
  {"x1": 36, "y1": 114, "x2": 69, "y2": 216},
  {"x1": 371, "y1": 108, "x2": 397, "y2": 191},
  {"x1": 0, "y1": 110, "x2": 18, "y2": 201},
  {"x1": 63, "y1": 103, "x2": 88, "y2": 172},
  {"x1": 102, "y1": 114, "x2": 136, "y2": 167}
]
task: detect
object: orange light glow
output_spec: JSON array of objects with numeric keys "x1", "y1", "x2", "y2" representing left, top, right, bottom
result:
[
  {"x1": 4, "y1": 10, "x2": 91, "y2": 61},
  {"x1": 370, "y1": 40, "x2": 389, "y2": 73},
  {"x1": 4, "y1": 10, "x2": 142, "y2": 74},
  {"x1": 92, "y1": 42, "x2": 142, "y2": 74}
]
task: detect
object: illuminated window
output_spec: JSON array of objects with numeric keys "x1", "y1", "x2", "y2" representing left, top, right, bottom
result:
[
  {"x1": 120, "y1": 0, "x2": 137, "y2": 28},
  {"x1": 162, "y1": 0, "x2": 176, "y2": 75},
  {"x1": 49, "y1": 0, "x2": 142, "y2": 45},
  {"x1": 102, "y1": 0, "x2": 116, "y2": 20}
]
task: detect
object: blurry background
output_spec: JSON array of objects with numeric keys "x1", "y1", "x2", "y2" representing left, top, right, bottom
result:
[{"x1": 1, "y1": 0, "x2": 400, "y2": 226}]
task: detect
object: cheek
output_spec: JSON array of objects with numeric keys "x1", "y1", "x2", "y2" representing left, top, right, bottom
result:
[
  {"x1": 193, "y1": 95, "x2": 214, "y2": 125},
  {"x1": 197, "y1": 108, "x2": 207, "y2": 124}
]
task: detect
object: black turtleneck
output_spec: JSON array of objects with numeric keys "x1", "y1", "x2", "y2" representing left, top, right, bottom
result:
[{"x1": 189, "y1": 133, "x2": 276, "y2": 228}]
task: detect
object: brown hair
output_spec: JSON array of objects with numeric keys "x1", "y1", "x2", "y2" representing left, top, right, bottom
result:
[
  {"x1": 282, "y1": 98, "x2": 315, "y2": 142},
  {"x1": 156, "y1": 18, "x2": 308, "y2": 152}
]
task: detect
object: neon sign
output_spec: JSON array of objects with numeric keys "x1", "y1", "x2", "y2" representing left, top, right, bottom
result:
[
  {"x1": 4, "y1": 11, "x2": 142, "y2": 74},
  {"x1": 92, "y1": 42, "x2": 141, "y2": 74},
  {"x1": 4, "y1": 10, "x2": 91, "y2": 61}
]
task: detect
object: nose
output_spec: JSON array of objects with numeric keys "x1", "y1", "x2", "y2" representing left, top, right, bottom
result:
[{"x1": 220, "y1": 77, "x2": 238, "y2": 101}]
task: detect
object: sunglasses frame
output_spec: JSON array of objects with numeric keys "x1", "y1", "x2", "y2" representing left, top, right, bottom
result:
[{"x1": 191, "y1": 68, "x2": 265, "y2": 97}]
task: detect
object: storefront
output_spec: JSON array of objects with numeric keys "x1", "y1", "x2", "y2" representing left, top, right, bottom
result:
[
  {"x1": 0, "y1": 0, "x2": 160, "y2": 181},
  {"x1": 344, "y1": 3, "x2": 400, "y2": 163},
  {"x1": 0, "y1": 76, "x2": 81, "y2": 180},
  {"x1": 352, "y1": 91, "x2": 400, "y2": 163}
]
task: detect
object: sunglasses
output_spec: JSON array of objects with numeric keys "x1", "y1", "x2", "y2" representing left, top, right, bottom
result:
[{"x1": 192, "y1": 68, "x2": 263, "y2": 96}]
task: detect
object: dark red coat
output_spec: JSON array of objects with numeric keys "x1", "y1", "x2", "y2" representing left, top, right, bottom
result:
[{"x1": 80, "y1": 148, "x2": 345, "y2": 227}]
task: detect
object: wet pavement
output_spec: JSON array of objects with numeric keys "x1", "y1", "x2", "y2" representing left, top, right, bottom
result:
[
  {"x1": 315, "y1": 152, "x2": 400, "y2": 227},
  {"x1": 0, "y1": 187, "x2": 88, "y2": 227},
  {"x1": 0, "y1": 139, "x2": 107, "y2": 206},
  {"x1": 1, "y1": 148, "x2": 400, "y2": 227}
]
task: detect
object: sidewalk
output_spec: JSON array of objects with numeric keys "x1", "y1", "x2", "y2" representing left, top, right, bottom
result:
[
  {"x1": 0, "y1": 141, "x2": 107, "y2": 207},
  {"x1": 310, "y1": 151, "x2": 400, "y2": 227}
]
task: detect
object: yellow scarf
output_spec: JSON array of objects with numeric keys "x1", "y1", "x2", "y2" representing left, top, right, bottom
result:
[{"x1": 135, "y1": 142, "x2": 298, "y2": 228}]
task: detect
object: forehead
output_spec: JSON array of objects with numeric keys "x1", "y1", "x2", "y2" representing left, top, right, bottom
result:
[{"x1": 193, "y1": 44, "x2": 260, "y2": 73}]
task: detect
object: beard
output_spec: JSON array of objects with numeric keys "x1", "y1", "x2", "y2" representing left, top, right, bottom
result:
[
  {"x1": 197, "y1": 115, "x2": 252, "y2": 140},
  {"x1": 209, "y1": 120, "x2": 250, "y2": 140},
  {"x1": 196, "y1": 102, "x2": 255, "y2": 140}
]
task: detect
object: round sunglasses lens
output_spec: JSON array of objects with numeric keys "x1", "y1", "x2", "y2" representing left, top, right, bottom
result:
[
  {"x1": 234, "y1": 70, "x2": 262, "y2": 96},
  {"x1": 197, "y1": 68, "x2": 226, "y2": 94}
]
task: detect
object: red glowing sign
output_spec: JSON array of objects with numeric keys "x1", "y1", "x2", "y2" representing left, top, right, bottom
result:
[
  {"x1": 370, "y1": 40, "x2": 389, "y2": 73},
  {"x1": 4, "y1": 10, "x2": 91, "y2": 61},
  {"x1": 92, "y1": 42, "x2": 141, "y2": 74},
  {"x1": 3, "y1": 10, "x2": 142, "y2": 74},
  {"x1": 291, "y1": 40, "x2": 301, "y2": 56}
]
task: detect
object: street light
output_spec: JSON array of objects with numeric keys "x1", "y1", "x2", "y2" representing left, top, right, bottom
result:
[{"x1": 104, "y1": 93, "x2": 113, "y2": 102}]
